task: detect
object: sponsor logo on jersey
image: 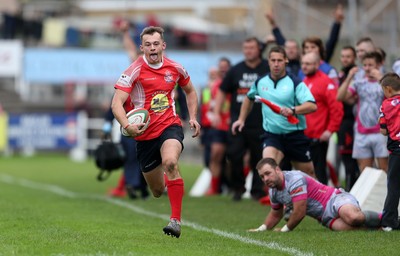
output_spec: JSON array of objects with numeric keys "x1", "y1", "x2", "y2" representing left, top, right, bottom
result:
[
  {"x1": 150, "y1": 93, "x2": 169, "y2": 113},
  {"x1": 391, "y1": 98, "x2": 399, "y2": 106},
  {"x1": 164, "y1": 70, "x2": 174, "y2": 83},
  {"x1": 290, "y1": 187, "x2": 304, "y2": 195},
  {"x1": 118, "y1": 74, "x2": 131, "y2": 87}
]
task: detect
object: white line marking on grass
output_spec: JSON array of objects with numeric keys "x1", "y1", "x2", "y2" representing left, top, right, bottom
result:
[
  {"x1": 0, "y1": 174, "x2": 313, "y2": 256},
  {"x1": 0, "y1": 174, "x2": 77, "y2": 198}
]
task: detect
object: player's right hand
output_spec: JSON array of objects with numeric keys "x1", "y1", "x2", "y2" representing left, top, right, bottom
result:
[
  {"x1": 231, "y1": 120, "x2": 244, "y2": 135},
  {"x1": 125, "y1": 123, "x2": 146, "y2": 137}
]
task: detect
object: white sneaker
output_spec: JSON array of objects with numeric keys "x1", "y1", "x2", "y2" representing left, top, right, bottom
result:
[{"x1": 382, "y1": 227, "x2": 393, "y2": 232}]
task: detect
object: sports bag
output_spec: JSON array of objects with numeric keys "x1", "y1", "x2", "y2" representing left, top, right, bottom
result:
[{"x1": 94, "y1": 138, "x2": 126, "y2": 181}]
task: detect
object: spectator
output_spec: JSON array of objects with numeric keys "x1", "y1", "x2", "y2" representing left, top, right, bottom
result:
[
  {"x1": 354, "y1": 37, "x2": 376, "y2": 80},
  {"x1": 265, "y1": 3, "x2": 344, "y2": 67},
  {"x1": 355, "y1": 37, "x2": 375, "y2": 62},
  {"x1": 298, "y1": 36, "x2": 339, "y2": 85},
  {"x1": 212, "y1": 37, "x2": 269, "y2": 201},
  {"x1": 337, "y1": 46, "x2": 360, "y2": 191},
  {"x1": 379, "y1": 73, "x2": 400, "y2": 232},
  {"x1": 231, "y1": 46, "x2": 317, "y2": 178},
  {"x1": 200, "y1": 67, "x2": 219, "y2": 170},
  {"x1": 302, "y1": 52, "x2": 343, "y2": 185},
  {"x1": 111, "y1": 26, "x2": 201, "y2": 238},
  {"x1": 337, "y1": 52, "x2": 388, "y2": 173},
  {"x1": 203, "y1": 58, "x2": 232, "y2": 195},
  {"x1": 248, "y1": 158, "x2": 382, "y2": 232}
]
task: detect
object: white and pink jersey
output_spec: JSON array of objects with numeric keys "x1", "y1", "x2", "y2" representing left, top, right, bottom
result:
[
  {"x1": 270, "y1": 171, "x2": 335, "y2": 222},
  {"x1": 114, "y1": 56, "x2": 190, "y2": 141},
  {"x1": 349, "y1": 78, "x2": 385, "y2": 134}
]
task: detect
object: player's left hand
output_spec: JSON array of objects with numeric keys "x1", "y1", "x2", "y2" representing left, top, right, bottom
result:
[
  {"x1": 370, "y1": 69, "x2": 383, "y2": 81},
  {"x1": 319, "y1": 130, "x2": 332, "y2": 142},
  {"x1": 189, "y1": 119, "x2": 201, "y2": 138},
  {"x1": 247, "y1": 224, "x2": 267, "y2": 232}
]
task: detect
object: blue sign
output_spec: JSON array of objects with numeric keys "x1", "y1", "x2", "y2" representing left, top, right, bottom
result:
[
  {"x1": 24, "y1": 48, "x2": 131, "y2": 83},
  {"x1": 8, "y1": 113, "x2": 79, "y2": 149},
  {"x1": 24, "y1": 48, "x2": 243, "y2": 88}
]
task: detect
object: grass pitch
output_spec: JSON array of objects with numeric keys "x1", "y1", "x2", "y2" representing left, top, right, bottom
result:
[{"x1": 1, "y1": 153, "x2": 399, "y2": 256}]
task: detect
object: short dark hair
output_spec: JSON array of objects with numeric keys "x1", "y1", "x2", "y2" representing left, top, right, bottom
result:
[
  {"x1": 268, "y1": 45, "x2": 287, "y2": 59},
  {"x1": 256, "y1": 157, "x2": 279, "y2": 170},
  {"x1": 219, "y1": 57, "x2": 231, "y2": 66},
  {"x1": 302, "y1": 36, "x2": 325, "y2": 60},
  {"x1": 244, "y1": 37, "x2": 262, "y2": 51},
  {"x1": 376, "y1": 47, "x2": 386, "y2": 62},
  {"x1": 356, "y1": 37, "x2": 374, "y2": 46},
  {"x1": 140, "y1": 26, "x2": 164, "y2": 42},
  {"x1": 341, "y1": 45, "x2": 356, "y2": 57},
  {"x1": 380, "y1": 72, "x2": 400, "y2": 91},
  {"x1": 362, "y1": 51, "x2": 383, "y2": 64}
]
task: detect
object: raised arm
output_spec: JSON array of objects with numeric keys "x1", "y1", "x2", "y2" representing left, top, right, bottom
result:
[
  {"x1": 325, "y1": 4, "x2": 344, "y2": 63},
  {"x1": 119, "y1": 20, "x2": 138, "y2": 62},
  {"x1": 265, "y1": 9, "x2": 286, "y2": 46}
]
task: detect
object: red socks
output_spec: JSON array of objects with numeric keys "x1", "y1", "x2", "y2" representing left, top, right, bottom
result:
[
  {"x1": 166, "y1": 178, "x2": 184, "y2": 221},
  {"x1": 117, "y1": 174, "x2": 126, "y2": 190},
  {"x1": 210, "y1": 176, "x2": 220, "y2": 193}
]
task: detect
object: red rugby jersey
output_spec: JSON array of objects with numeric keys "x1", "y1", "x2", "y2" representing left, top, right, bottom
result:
[
  {"x1": 379, "y1": 94, "x2": 400, "y2": 153},
  {"x1": 114, "y1": 56, "x2": 190, "y2": 141}
]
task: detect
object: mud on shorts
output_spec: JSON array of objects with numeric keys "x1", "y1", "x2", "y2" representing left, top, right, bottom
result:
[
  {"x1": 321, "y1": 188, "x2": 360, "y2": 229},
  {"x1": 136, "y1": 125, "x2": 184, "y2": 172}
]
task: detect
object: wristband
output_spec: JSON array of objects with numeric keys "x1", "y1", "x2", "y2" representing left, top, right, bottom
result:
[
  {"x1": 281, "y1": 224, "x2": 291, "y2": 232},
  {"x1": 256, "y1": 224, "x2": 267, "y2": 232},
  {"x1": 290, "y1": 106, "x2": 296, "y2": 115},
  {"x1": 123, "y1": 123, "x2": 130, "y2": 129}
]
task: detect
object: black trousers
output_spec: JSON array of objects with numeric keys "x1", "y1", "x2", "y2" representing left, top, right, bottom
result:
[
  {"x1": 310, "y1": 140, "x2": 329, "y2": 184},
  {"x1": 341, "y1": 153, "x2": 359, "y2": 191},
  {"x1": 382, "y1": 154, "x2": 400, "y2": 228},
  {"x1": 226, "y1": 127, "x2": 265, "y2": 196}
]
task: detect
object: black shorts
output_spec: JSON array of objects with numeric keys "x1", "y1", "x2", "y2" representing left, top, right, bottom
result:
[
  {"x1": 262, "y1": 130, "x2": 312, "y2": 163},
  {"x1": 208, "y1": 128, "x2": 228, "y2": 144},
  {"x1": 136, "y1": 125, "x2": 184, "y2": 172}
]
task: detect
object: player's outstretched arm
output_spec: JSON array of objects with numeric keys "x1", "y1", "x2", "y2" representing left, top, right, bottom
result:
[{"x1": 248, "y1": 207, "x2": 283, "y2": 232}]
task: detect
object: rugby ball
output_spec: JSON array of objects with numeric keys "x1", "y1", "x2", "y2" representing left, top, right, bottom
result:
[{"x1": 120, "y1": 108, "x2": 150, "y2": 136}]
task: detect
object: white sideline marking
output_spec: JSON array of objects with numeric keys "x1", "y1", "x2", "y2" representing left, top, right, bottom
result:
[{"x1": 0, "y1": 174, "x2": 313, "y2": 256}]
